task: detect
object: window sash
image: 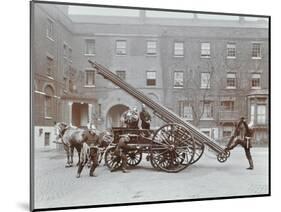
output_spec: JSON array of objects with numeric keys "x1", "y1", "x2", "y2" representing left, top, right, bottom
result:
[
  {"x1": 201, "y1": 73, "x2": 211, "y2": 88},
  {"x1": 85, "y1": 70, "x2": 95, "y2": 85},
  {"x1": 257, "y1": 105, "x2": 266, "y2": 124},
  {"x1": 179, "y1": 101, "x2": 193, "y2": 120},
  {"x1": 251, "y1": 74, "x2": 261, "y2": 88},
  {"x1": 85, "y1": 40, "x2": 95, "y2": 55},
  {"x1": 201, "y1": 43, "x2": 210, "y2": 57},
  {"x1": 202, "y1": 102, "x2": 213, "y2": 118},
  {"x1": 227, "y1": 43, "x2": 236, "y2": 57},
  {"x1": 146, "y1": 71, "x2": 156, "y2": 86},
  {"x1": 47, "y1": 57, "x2": 53, "y2": 76},
  {"x1": 45, "y1": 96, "x2": 52, "y2": 118},
  {"x1": 252, "y1": 43, "x2": 261, "y2": 58},
  {"x1": 183, "y1": 105, "x2": 193, "y2": 119},
  {"x1": 174, "y1": 71, "x2": 184, "y2": 87},
  {"x1": 226, "y1": 74, "x2": 236, "y2": 88},
  {"x1": 116, "y1": 40, "x2": 127, "y2": 55},
  {"x1": 147, "y1": 41, "x2": 157, "y2": 55},
  {"x1": 221, "y1": 101, "x2": 234, "y2": 111},
  {"x1": 174, "y1": 42, "x2": 184, "y2": 56}
]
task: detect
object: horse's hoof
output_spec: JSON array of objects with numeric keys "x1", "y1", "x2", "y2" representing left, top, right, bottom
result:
[
  {"x1": 90, "y1": 173, "x2": 97, "y2": 177},
  {"x1": 76, "y1": 174, "x2": 81, "y2": 178},
  {"x1": 65, "y1": 164, "x2": 71, "y2": 168}
]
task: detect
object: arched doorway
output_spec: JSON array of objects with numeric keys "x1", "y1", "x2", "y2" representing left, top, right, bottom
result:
[{"x1": 106, "y1": 104, "x2": 129, "y2": 128}]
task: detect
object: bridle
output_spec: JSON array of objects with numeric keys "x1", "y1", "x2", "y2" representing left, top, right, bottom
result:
[{"x1": 57, "y1": 124, "x2": 68, "y2": 139}]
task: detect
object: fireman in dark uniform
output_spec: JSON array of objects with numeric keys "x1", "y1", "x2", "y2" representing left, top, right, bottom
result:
[
  {"x1": 225, "y1": 117, "x2": 254, "y2": 170},
  {"x1": 139, "y1": 104, "x2": 151, "y2": 130},
  {"x1": 76, "y1": 126, "x2": 109, "y2": 178},
  {"x1": 111, "y1": 134, "x2": 137, "y2": 173}
]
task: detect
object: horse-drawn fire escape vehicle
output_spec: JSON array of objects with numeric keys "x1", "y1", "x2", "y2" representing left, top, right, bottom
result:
[{"x1": 89, "y1": 60, "x2": 230, "y2": 173}]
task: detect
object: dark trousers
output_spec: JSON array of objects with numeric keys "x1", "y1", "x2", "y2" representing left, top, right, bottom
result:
[
  {"x1": 112, "y1": 149, "x2": 128, "y2": 171},
  {"x1": 227, "y1": 138, "x2": 254, "y2": 168},
  {"x1": 141, "y1": 121, "x2": 150, "y2": 130},
  {"x1": 77, "y1": 151, "x2": 98, "y2": 176}
]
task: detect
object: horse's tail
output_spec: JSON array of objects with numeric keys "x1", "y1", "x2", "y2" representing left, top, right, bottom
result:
[{"x1": 81, "y1": 142, "x2": 90, "y2": 164}]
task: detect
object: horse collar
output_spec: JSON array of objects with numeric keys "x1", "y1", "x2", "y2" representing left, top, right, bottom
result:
[{"x1": 59, "y1": 128, "x2": 67, "y2": 138}]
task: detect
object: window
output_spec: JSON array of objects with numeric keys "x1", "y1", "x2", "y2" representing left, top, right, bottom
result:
[
  {"x1": 146, "y1": 71, "x2": 156, "y2": 86},
  {"x1": 201, "y1": 42, "x2": 210, "y2": 58},
  {"x1": 85, "y1": 70, "x2": 95, "y2": 86},
  {"x1": 146, "y1": 40, "x2": 157, "y2": 55},
  {"x1": 116, "y1": 40, "x2": 127, "y2": 55},
  {"x1": 45, "y1": 96, "x2": 52, "y2": 118},
  {"x1": 116, "y1": 70, "x2": 126, "y2": 81},
  {"x1": 46, "y1": 56, "x2": 53, "y2": 76},
  {"x1": 179, "y1": 101, "x2": 193, "y2": 120},
  {"x1": 226, "y1": 73, "x2": 236, "y2": 88},
  {"x1": 44, "y1": 85, "x2": 54, "y2": 118},
  {"x1": 251, "y1": 73, "x2": 261, "y2": 89},
  {"x1": 250, "y1": 104, "x2": 255, "y2": 123},
  {"x1": 227, "y1": 43, "x2": 236, "y2": 58},
  {"x1": 257, "y1": 105, "x2": 266, "y2": 124},
  {"x1": 200, "y1": 72, "x2": 211, "y2": 89},
  {"x1": 174, "y1": 71, "x2": 184, "y2": 88},
  {"x1": 174, "y1": 42, "x2": 184, "y2": 56},
  {"x1": 44, "y1": 132, "x2": 50, "y2": 146},
  {"x1": 252, "y1": 43, "x2": 261, "y2": 59},
  {"x1": 98, "y1": 104, "x2": 102, "y2": 117},
  {"x1": 63, "y1": 43, "x2": 67, "y2": 57},
  {"x1": 46, "y1": 18, "x2": 54, "y2": 40},
  {"x1": 221, "y1": 101, "x2": 234, "y2": 111},
  {"x1": 223, "y1": 127, "x2": 233, "y2": 137},
  {"x1": 68, "y1": 48, "x2": 72, "y2": 61},
  {"x1": 85, "y1": 39, "x2": 95, "y2": 55},
  {"x1": 201, "y1": 102, "x2": 213, "y2": 119}
]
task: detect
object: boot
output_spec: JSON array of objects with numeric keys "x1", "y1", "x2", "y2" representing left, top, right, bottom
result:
[
  {"x1": 122, "y1": 168, "x2": 129, "y2": 173},
  {"x1": 89, "y1": 172, "x2": 97, "y2": 177},
  {"x1": 247, "y1": 159, "x2": 254, "y2": 170}
]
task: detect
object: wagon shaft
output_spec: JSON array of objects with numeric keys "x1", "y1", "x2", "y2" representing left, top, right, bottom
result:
[{"x1": 89, "y1": 60, "x2": 228, "y2": 161}]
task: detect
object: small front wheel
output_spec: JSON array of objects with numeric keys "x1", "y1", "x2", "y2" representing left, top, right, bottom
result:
[{"x1": 217, "y1": 152, "x2": 228, "y2": 163}]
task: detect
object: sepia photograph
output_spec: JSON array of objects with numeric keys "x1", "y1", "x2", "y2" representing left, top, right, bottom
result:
[{"x1": 30, "y1": 0, "x2": 270, "y2": 211}]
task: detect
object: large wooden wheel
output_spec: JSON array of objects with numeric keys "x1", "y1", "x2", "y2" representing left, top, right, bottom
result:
[
  {"x1": 150, "y1": 123, "x2": 195, "y2": 173},
  {"x1": 126, "y1": 150, "x2": 142, "y2": 166},
  {"x1": 104, "y1": 146, "x2": 122, "y2": 171},
  {"x1": 190, "y1": 141, "x2": 205, "y2": 164}
]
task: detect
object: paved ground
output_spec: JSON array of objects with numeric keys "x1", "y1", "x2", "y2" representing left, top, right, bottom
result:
[{"x1": 34, "y1": 147, "x2": 269, "y2": 209}]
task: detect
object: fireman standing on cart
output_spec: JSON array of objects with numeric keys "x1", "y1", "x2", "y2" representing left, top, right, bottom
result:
[{"x1": 140, "y1": 104, "x2": 151, "y2": 130}]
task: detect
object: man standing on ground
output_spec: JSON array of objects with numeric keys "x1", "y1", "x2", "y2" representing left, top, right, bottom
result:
[{"x1": 225, "y1": 117, "x2": 254, "y2": 170}]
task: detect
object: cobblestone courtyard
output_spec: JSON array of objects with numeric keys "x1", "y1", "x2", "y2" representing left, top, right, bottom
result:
[{"x1": 34, "y1": 147, "x2": 269, "y2": 209}]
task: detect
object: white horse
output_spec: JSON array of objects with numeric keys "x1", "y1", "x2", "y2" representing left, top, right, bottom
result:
[
  {"x1": 55, "y1": 122, "x2": 87, "y2": 167},
  {"x1": 55, "y1": 122, "x2": 113, "y2": 167}
]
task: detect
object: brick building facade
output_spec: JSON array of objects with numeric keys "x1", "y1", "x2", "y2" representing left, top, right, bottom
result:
[{"x1": 31, "y1": 3, "x2": 269, "y2": 149}]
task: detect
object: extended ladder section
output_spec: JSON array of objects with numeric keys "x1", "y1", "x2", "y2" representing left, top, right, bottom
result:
[{"x1": 89, "y1": 60, "x2": 225, "y2": 155}]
